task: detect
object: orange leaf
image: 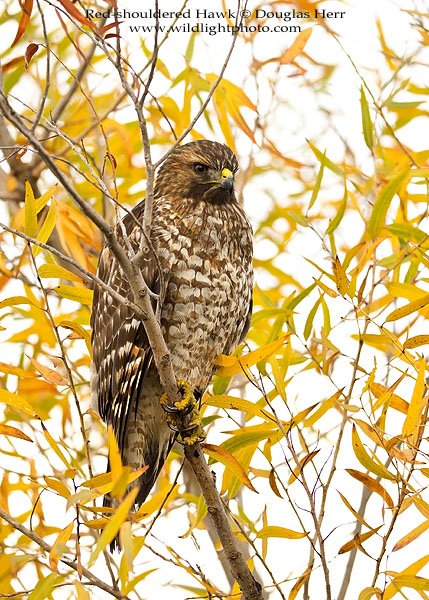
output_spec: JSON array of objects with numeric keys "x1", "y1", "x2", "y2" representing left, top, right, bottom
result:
[
  {"x1": 28, "y1": 357, "x2": 68, "y2": 386},
  {"x1": 339, "y1": 527, "x2": 381, "y2": 554},
  {"x1": 202, "y1": 442, "x2": 257, "y2": 493},
  {"x1": 57, "y1": 0, "x2": 97, "y2": 30},
  {"x1": 215, "y1": 335, "x2": 288, "y2": 377},
  {"x1": 0, "y1": 423, "x2": 33, "y2": 442},
  {"x1": 281, "y1": 28, "x2": 313, "y2": 64},
  {"x1": 12, "y1": 0, "x2": 34, "y2": 47},
  {"x1": 49, "y1": 521, "x2": 74, "y2": 572},
  {"x1": 346, "y1": 469, "x2": 394, "y2": 508},
  {"x1": 288, "y1": 565, "x2": 312, "y2": 600},
  {"x1": 24, "y1": 43, "x2": 39, "y2": 69},
  {"x1": 402, "y1": 358, "x2": 426, "y2": 443}
]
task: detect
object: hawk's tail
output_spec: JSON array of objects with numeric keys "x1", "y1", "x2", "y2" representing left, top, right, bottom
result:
[{"x1": 103, "y1": 435, "x2": 176, "y2": 551}]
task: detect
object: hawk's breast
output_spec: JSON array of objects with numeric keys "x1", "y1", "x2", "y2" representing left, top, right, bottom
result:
[{"x1": 153, "y1": 200, "x2": 253, "y2": 388}]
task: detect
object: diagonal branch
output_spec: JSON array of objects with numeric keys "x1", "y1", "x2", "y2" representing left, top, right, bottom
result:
[{"x1": 0, "y1": 506, "x2": 129, "y2": 600}]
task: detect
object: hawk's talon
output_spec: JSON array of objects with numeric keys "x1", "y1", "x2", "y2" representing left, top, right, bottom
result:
[
  {"x1": 160, "y1": 379, "x2": 206, "y2": 445},
  {"x1": 160, "y1": 402, "x2": 193, "y2": 416},
  {"x1": 167, "y1": 420, "x2": 199, "y2": 434},
  {"x1": 175, "y1": 433, "x2": 206, "y2": 446},
  {"x1": 160, "y1": 379, "x2": 195, "y2": 414}
]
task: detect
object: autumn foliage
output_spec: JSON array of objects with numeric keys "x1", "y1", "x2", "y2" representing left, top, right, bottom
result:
[{"x1": 0, "y1": 1, "x2": 429, "y2": 599}]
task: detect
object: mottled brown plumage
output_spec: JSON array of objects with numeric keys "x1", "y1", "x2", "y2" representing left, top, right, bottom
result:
[{"x1": 90, "y1": 140, "x2": 253, "y2": 516}]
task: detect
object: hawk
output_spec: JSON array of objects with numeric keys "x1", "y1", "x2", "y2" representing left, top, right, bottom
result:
[{"x1": 90, "y1": 140, "x2": 253, "y2": 517}]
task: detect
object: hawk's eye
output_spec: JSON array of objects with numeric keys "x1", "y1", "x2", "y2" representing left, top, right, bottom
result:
[{"x1": 194, "y1": 163, "x2": 208, "y2": 174}]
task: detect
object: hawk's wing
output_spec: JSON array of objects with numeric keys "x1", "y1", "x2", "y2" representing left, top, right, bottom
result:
[{"x1": 90, "y1": 202, "x2": 164, "y2": 451}]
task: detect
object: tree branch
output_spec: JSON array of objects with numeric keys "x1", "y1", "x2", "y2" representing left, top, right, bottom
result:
[{"x1": 0, "y1": 507, "x2": 129, "y2": 600}]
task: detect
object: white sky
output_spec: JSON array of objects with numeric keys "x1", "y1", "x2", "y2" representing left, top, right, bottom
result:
[{"x1": 1, "y1": 0, "x2": 429, "y2": 599}]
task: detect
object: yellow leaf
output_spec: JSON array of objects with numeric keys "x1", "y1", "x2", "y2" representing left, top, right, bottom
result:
[
  {"x1": 0, "y1": 389, "x2": 39, "y2": 418},
  {"x1": 59, "y1": 320, "x2": 91, "y2": 355},
  {"x1": 281, "y1": 28, "x2": 312, "y2": 64},
  {"x1": 180, "y1": 493, "x2": 208, "y2": 539},
  {"x1": 0, "y1": 423, "x2": 33, "y2": 442},
  {"x1": 288, "y1": 566, "x2": 312, "y2": 600},
  {"x1": 44, "y1": 476, "x2": 70, "y2": 498},
  {"x1": 338, "y1": 491, "x2": 380, "y2": 532},
  {"x1": 333, "y1": 256, "x2": 349, "y2": 295},
  {"x1": 49, "y1": 521, "x2": 74, "y2": 572},
  {"x1": 202, "y1": 443, "x2": 257, "y2": 493},
  {"x1": 206, "y1": 73, "x2": 257, "y2": 111},
  {"x1": 404, "y1": 335, "x2": 429, "y2": 349},
  {"x1": 108, "y1": 426, "x2": 123, "y2": 489},
  {"x1": 42, "y1": 422, "x2": 71, "y2": 469},
  {"x1": 33, "y1": 201, "x2": 57, "y2": 256},
  {"x1": 402, "y1": 358, "x2": 426, "y2": 443},
  {"x1": 314, "y1": 278, "x2": 338, "y2": 298},
  {"x1": 384, "y1": 555, "x2": 429, "y2": 599},
  {"x1": 369, "y1": 382, "x2": 409, "y2": 415},
  {"x1": 352, "y1": 425, "x2": 398, "y2": 481},
  {"x1": 133, "y1": 484, "x2": 179, "y2": 520},
  {"x1": 54, "y1": 285, "x2": 93, "y2": 304},
  {"x1": 215, "y1": 336, "x2": 288, "y2": 377},
  {"x1": 304, "y1": 389, "x2": 344, "y2": 427},
  {"x1": 28, "y1": 357, "x2": 68, "y2": 386},
  {"x1": 0, "y1": 296, "x2": 39, "y2": 309},
  {"x1": 392, "y1": 519, "x2": 429, "y2": 552},
  {"x1": 372, "y1": 372, "x2": 407, "y2": 412},
  {"x1": 88, "y1": 487, "x2": 138, "y2": 566},
  {"x1": 74, "y1": 581, "x2": 90, "y2": 600},
  {"x1": 257, "y1": 526, "x2": 307, "y2": 539},
  {"x1": 0, "y1": 361, "x2": 39, "y2": 378},
  {"x1": 358, "y1": 587, "x2": 382, "y2": 600},
  {"x1": 384, "y1": 574, "x2": 429, "y2": 594},
  {"x1": 38, "y1": 263, "x2": 83, "y2": 282},
  {"x1": 385, "y1": 294, "x2": 429, "y2": 322},
  {"x1": 204, "y1": 395, "x2": 273, "y2": 422},
  {"x1": 24, "y1": 180, "x2": 37, "y2": 238}
]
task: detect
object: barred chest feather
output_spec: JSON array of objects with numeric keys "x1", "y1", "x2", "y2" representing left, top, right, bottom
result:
[{"x1": 152, "y1": 198, "x2": 253, "y2": 388}]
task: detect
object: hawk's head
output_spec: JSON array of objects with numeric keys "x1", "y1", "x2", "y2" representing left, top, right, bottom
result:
[{"x1": 155, "y1": 140, "x2": 239, "y2": 204}]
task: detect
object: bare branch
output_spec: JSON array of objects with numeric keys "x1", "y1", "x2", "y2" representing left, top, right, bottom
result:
[{"x1": 0, "y1": 506, "x2": 129, "y2": 600}]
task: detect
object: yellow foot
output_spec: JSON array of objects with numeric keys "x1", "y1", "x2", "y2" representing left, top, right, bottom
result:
[{"x1": 160, "y1": 379, "x2": 206, "y2": 445}]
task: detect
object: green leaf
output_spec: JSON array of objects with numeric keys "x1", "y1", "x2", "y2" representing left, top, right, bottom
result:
[
  {"x1": 308, "y1": 162, "x2": 324, "y2": 210},
  {"x1": 307, "y1": 140, "x2": 343, "y2": 176},
  {"x1": 28, "y1": 574, "x2": 62, "y2": 600},
  {"x1": 352, "y1": 424, "x2": 398, "y2": 481},
  {"x1": 368, "y1": 168, "x2": 410, "y2": 238},
  {"x1": 326, "y1": 186, "x2": 347, "y2": 234},
  {"x1": 24, "y1": 180, "x2": 37, "y2": 238},
  {"x1": 304, "y1": 297, "x2": 321, "y2": 340},
  {"x1": 360, "y1": 87, "x2": 374, "y2": 149},
  {"x1": 33, "y1": 201, "x2": 57, "y2": 256}
]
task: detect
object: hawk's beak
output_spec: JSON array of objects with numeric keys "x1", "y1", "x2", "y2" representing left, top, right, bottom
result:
[{"x1": 220, "y1": 167, "x2": 234, "y2": 192}]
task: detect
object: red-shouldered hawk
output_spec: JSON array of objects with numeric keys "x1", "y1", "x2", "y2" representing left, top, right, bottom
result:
[{"x1": 90, "y1": 140, "x2": 253, "y2": 524}]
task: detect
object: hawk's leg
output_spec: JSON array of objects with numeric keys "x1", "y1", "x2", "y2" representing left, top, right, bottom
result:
[{"x1": 160, "y1": 379, "x2": 206, "y2": 445}]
